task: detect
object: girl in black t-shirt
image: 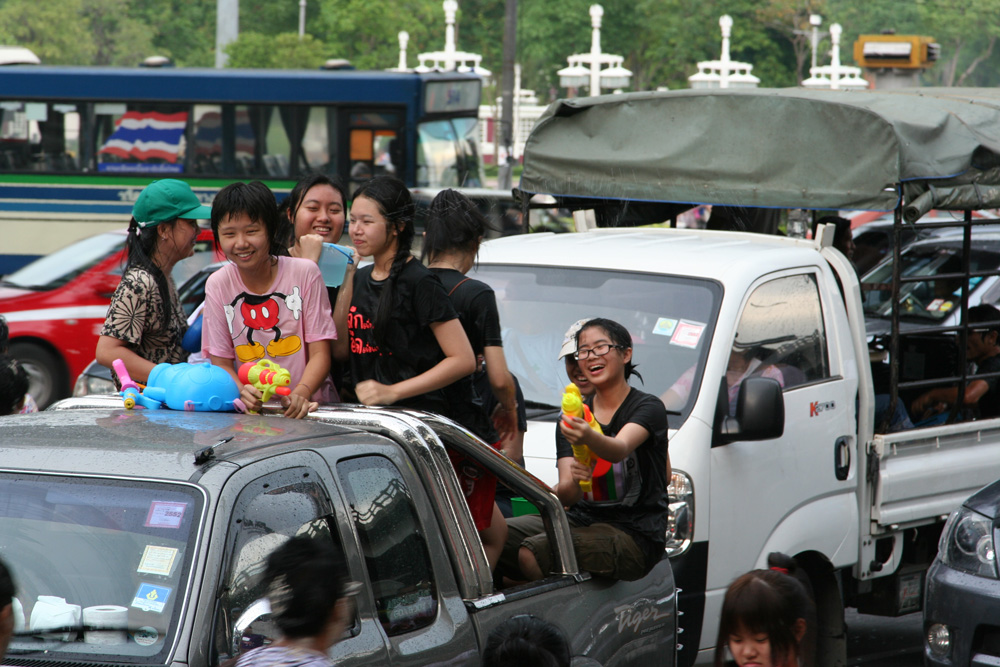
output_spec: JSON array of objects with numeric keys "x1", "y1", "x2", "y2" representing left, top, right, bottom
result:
[
  {"x1": 422, "y1": 189, "x2": 524, "y2": 459},
  {"x1": 332, "y1": 176, "x2": 507, "y2": 568}
]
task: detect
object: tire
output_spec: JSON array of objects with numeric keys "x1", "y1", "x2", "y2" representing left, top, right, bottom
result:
[
  {"x1": 799, "y1": 553, "x2": 847, "y2": 667},
  {"x1": 9, "y1": 341, "x2": 67, "y2": 410}
]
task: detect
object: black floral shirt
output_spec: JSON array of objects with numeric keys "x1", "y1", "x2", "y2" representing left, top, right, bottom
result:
[{"x1": 101, "y1": 267, "x2": 187, "y2": 387}]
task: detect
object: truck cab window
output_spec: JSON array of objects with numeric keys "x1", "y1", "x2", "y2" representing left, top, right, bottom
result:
[
  {"x1": 214, "y1": 468, "x2": 341, "y2": 661},
  {"x1": 732, "y1": 274, "x2": 830, "y2": 403},
  {"x1": 337, "y1": 455, "x2": 438, "y2": 636}
]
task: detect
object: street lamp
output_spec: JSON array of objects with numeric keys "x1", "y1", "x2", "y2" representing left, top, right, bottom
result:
[
  {"x1": 557, "y1": 4, "x2": 632, "y2": 96},
  {"x1": 413, "y1": 0, "x2": 491, "y2": 80},
  {"x1": 802, "y1": 23, "x2": 869, "y2": 90},
  {"x1": 688, "y1": 15, "x2": 759, "y2": 89}
]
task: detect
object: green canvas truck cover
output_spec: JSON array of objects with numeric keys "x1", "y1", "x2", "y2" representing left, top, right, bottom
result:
[{"x1": 517, "y1": 87, "x2": 1000, "y2": 216}]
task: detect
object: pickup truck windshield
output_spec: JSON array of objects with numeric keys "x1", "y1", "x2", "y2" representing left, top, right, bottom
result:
[
  {"x1": 862, "y1": 243, "x2": 1000, "y2": 321},
  {"x1": 473, "y1": 265, "x2": 721, "y2": 426},
  {"x1": 2, "y1": 473, "x2": 202, "y2": 662}
]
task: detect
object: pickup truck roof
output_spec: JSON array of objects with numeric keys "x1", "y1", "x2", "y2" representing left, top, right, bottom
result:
[
  {"x1": 478, "y1": 227, "x2": 822, "y2": 282},
  {"x1": 517, "y1": 87, "x2": 1000, "y2": 215}
]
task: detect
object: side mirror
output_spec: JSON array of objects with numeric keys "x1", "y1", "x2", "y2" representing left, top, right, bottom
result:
[
  {"x1": 713, "y1": 376, "x2": 785, "y2": 446},
  {"x1": 91, "y1": 273, "x2": 121, "y2": 297}
]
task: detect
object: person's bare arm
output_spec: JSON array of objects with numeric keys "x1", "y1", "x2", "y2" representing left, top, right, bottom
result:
[
  {"x1": 354, "y1": 318, "x2": 476, "y2": 405},
  {"x1": 331, "y1": 252, "x2": 358, "y2": 362},
  {"x1": 560, "y1": 418, "x2": 650, "y2": 463},
  {"x1": 96, "y1": 335, "x2": 156, "y2": 385},
  {"x1": 483, "y1": 345, "x2": 518, "y2": 441},
  {"x1": 554, "y1": 456, "x2": 590, "y2": 507},
  {"x1": 280, "y1": 339, "x2": 331, "y2": 418}
]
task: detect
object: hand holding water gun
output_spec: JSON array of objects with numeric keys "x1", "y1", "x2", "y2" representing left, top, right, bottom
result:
[
  {"x1": 113, "y1": 358, "x2": 148, "y2": 409},
  {"x1": 561, "y1": 383, "x2": 610, "y2": 492},
  {"x1": 238, "y1": 359, "x2": 292, "y2": 404}
]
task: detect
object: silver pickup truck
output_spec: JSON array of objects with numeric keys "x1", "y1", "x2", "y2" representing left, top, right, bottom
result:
[{"x1": 0, "y1": 398, "x2": 676, "y2": 666}]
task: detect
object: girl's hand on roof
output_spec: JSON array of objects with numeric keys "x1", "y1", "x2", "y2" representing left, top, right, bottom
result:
[
  {"x1": 240, "y1": 384, "x2": 263, "y2": 414},
  {"x1": 281, "y1": 392, "x2": 317, "y2": 419},
  {"x1": 355, "y1": 379, "x2": 398, "y2": 406}
]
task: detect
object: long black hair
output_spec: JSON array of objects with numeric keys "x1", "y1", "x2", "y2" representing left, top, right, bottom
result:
[
  {"x1": 352, "y1": 176, "x2": 415, "y2": 350},
  {"x1": 0, "y1": 354, "x2": 28, "y2": 416},
  {"x1": 576, "y1": 317, "x2": 643, "y2": 383},
  {"x1": 280, "y1": 173, "x2": 348, "y2": 248},
  {"x1": 123, "y1": 216, "x2": 176, "y2": 309},
  {"x1": 210, "y1": 181, "x2": 289, "y2": 258},
  {"x1": 420, "y1": 188, "x2": 491, "y2": 264}
]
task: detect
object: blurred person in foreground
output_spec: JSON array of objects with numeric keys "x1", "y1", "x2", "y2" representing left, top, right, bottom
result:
[
  {"x1": 483, "y1": 615, "x2": 571, "y2": 667},
  {"x1": 0, "y1": 316, "x2": 36, "y2": 413},
  {"x1": 0, "y1": 354, "x2": 29, "y2": 416},
  {"x1": 236, "y1": 536, "x2": 359, "y2": 667},
  {"x1": 0, "y1": 556, "x2": 15, "y2": 661}
]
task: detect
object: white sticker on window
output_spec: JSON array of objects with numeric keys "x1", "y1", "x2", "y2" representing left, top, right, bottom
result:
[
  {"x1": 670, "y1": 320, "x2": 705, "y2": 349},
  {"x1": 145, "y1": 501, "x2": 187, "y2": 529},
  {"x1": 137, "y1": 545, "x2": 179, "y2": 576}
]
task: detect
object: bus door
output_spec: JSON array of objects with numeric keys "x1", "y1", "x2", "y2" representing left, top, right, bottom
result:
[{"x1": 345, "y1": 111, "x2": 403, "y2": 194}]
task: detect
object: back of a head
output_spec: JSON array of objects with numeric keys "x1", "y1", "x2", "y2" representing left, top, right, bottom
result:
[
  {"x1": 969, "y1": 303, "x2": 1000, "y2": 333},
  {"x1": 0, "y1": 355, "x2": 27, "y2": 416},
  {"x1": 483, "y1": 615, "x2": 571, "y2": 667},
  {"x1": 421, "y1": 188, "x2": 490, "y2": 263},
  {"x1": 0, "y1": 556, "x2": 13, "y2": 609},
  {"x1": 0, "y1": 315, "x2": 8, "y2": 353},
  {"x1": 265, "y1": 535, "x2": 348, "y2": 639},
  {"x1": 817, "y1": 215, "x2": 852, "y2": 251}
]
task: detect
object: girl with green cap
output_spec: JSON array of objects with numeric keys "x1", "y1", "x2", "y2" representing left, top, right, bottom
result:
[{"x1": 96, "y1": 179, "x2": 211, "y2": 388}]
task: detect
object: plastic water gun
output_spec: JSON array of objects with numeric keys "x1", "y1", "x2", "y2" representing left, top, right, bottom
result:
[
  {"x1": 239, "y1": 359, "x2": 292, "y2": 403},
  {"x1": 113, "y1": 359, "x2": 241, "y2": 411},
  {"x1": 561, "y1": 383, "x2": 611, "y2": 492}
]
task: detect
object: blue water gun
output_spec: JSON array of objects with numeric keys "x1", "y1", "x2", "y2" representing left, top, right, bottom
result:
[{"x1": 113, "y1": 359, "x2": 242, "y2": 412}]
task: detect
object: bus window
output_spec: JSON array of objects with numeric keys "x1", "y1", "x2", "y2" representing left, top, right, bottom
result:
[
  {"x1": 452, "y1": 117, "x2": 484, "y2": 187},
  {"x1": 263, "y1": 109, "x2": 291, "y2": 177},
  {"x1": 192, "y1": 105, "x2": 222, "y2": 175},
  {"x1": 0, "y1": 101, "x2": 78, "y2": 172},
  {"x1": 417, "y1": 119, "x2": 460, "y2": 187},
  {"x1": 95, "y1": 102, "x2": 189, "y2": 175},
  {"x1": 302, "y1": 106, "x2": 330, "y2": 172}
]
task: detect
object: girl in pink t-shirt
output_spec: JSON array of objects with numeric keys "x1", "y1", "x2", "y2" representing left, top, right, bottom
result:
[{"x1": 203, "y1": 181, "x2": 336, "y2": 418}]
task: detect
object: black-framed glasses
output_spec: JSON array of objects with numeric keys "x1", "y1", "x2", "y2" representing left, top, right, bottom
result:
[{"x1": 574, "y1": 343, "x2": 624, "y2": 360}]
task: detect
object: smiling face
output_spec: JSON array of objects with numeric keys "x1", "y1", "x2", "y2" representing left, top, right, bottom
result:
[
  {"x1": 349, "y1": 195, "x2": 397, "y2": 261},
  {"x1": 576, "y1": 325, "x2": 631, "y2": 388},
  {"x1": 217, "y1": 212, "x2": 271, "y2": 275},
  {"x1": 159, "y1": 218, "x2": 199, "y2": 265},
  {"x1": 293, "y1": 184, "x2": 345, "y2": 243}
]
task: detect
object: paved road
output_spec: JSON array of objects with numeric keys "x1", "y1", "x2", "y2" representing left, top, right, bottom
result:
[{"x1": 847, "y1": 609, "x2": 923, "y2": 666}]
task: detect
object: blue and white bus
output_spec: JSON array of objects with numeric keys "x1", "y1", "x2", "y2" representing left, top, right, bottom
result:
[{"x1": 0, "y1": 66, "x2": 484, "y2": 272}]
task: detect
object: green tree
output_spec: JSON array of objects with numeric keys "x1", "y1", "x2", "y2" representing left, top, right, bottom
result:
[
  {"x1": 130, "y1": 0, "x2": 216, "y2": 66},
  {"x1": 84, "y1": 0, "x2": 155, "y2": 66},
  {"x1": 315, "y1": 0, "x2": 440, "y2": 70},
  {"x1": 225, "y1": 32, "x2": 328, "y2": 69},
  {"x1": 0, "y1": 0, "x2": 96, "y2": 64}
]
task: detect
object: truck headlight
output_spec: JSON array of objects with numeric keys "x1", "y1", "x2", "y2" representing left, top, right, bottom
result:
[
  {"x1": 666, "y1": 470, "x2": 694, "y2": 557},
  {"x1": 939, "y1": 507, "x2": 997, "y2": 578}
]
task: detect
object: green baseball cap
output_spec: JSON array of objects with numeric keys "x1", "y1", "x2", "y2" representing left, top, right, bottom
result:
[{"x1": 133, "y1": 179, "x2": 213, "y2": 228}]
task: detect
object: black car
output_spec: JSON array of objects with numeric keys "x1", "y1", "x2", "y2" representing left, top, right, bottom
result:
[{"x1": 925, "y1": 478, "x2": 1000, "y2": 665}]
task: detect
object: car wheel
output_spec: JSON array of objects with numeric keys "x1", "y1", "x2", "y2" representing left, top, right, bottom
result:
[{"x1": 9, "y1": 342, "x2": 67, "y2": 410}]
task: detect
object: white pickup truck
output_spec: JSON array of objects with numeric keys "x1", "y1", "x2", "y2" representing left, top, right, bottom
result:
[{"x1": 476, "y1": 86, "x2": 1000, "y2": 666}]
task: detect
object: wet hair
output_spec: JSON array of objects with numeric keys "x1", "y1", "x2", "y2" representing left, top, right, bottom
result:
[
  {"x1": 420, "y1": 188, "x2": 492, "y2": 264},
  {"x1": 123, "y1": 214, "x2": 183, "y2": 309},
  {"x1": 280, "y1": 173, "x2": 348, "y2": 248},
  {"x1": 210, "y1": 181, "x2": 288, "y2": 258},
  {"x1": 817, "y1": 215, "x2": 852, "y2": 252},
  {"x1": 576, "y1": 317, "x2": 643, "y2": 383},
  {"x1": 714, "y1": 554, "x2": 816, "y2": 667},
  {"x1": 0, "y1": 555, "x2": 13, "y2": 608},
  {"x1": 0, "y1": 354, "x2": 28, "y2": 416},
  {"x1": 352, "y1": 176, "x2": 415, "y2": 350},
  {"x1": 483, "y1": 615, "x2": 571, "y2": 667},
  {"x1": 0, "y1": 315, "x2": 8, "y2": 353},
  {"x1": 264, "y1": 535, "x2": 349, "y2": 639},
  {"x1": 969, "y1": 304, "x2": 1000, "y2": 337}
]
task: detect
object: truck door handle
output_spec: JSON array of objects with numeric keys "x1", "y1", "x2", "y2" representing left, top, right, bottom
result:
[{"x1": 834, "y1": 436, "x2": 850, "y2": 481}]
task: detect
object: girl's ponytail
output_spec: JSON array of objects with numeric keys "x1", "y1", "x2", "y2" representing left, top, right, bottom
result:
[{"x1": 353, "y1": 176, "x2": 415, "y2": 350}]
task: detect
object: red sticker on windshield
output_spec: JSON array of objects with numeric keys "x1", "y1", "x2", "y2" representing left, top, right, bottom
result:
[{"x1": 145, "y1": 501, "x2": 187, "y2": 529}]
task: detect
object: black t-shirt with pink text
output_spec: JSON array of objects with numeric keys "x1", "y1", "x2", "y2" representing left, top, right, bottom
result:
[{"x1": 348, "y1": 259, "x2": 497, "y2": 442}]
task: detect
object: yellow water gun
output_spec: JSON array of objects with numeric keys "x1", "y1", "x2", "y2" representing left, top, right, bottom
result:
[{"x1": 561, "y1": 383, "x2": 604, "y2": 492}]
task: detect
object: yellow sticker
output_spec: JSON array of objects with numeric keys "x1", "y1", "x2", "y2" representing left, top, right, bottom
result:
[{"x1": 137, "y1": 545, "x2": 179, "y2": 576}]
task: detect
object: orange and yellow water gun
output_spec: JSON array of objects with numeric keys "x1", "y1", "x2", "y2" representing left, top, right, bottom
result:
[
  {"x1": 239, "y1": 359, "x2": 292, "y2": 403},
  {"x1": 561, "y1": 383, "x2": 609, "y2": 492}
]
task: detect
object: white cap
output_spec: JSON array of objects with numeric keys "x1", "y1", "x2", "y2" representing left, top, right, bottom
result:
[{"x1": 558, "y1": 318, "x2": 595, "y2": 360}]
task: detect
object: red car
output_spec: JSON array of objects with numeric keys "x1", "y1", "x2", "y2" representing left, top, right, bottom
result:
[{"x1": 1, "y1": 228, "x2": 219, "y2": 408}]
